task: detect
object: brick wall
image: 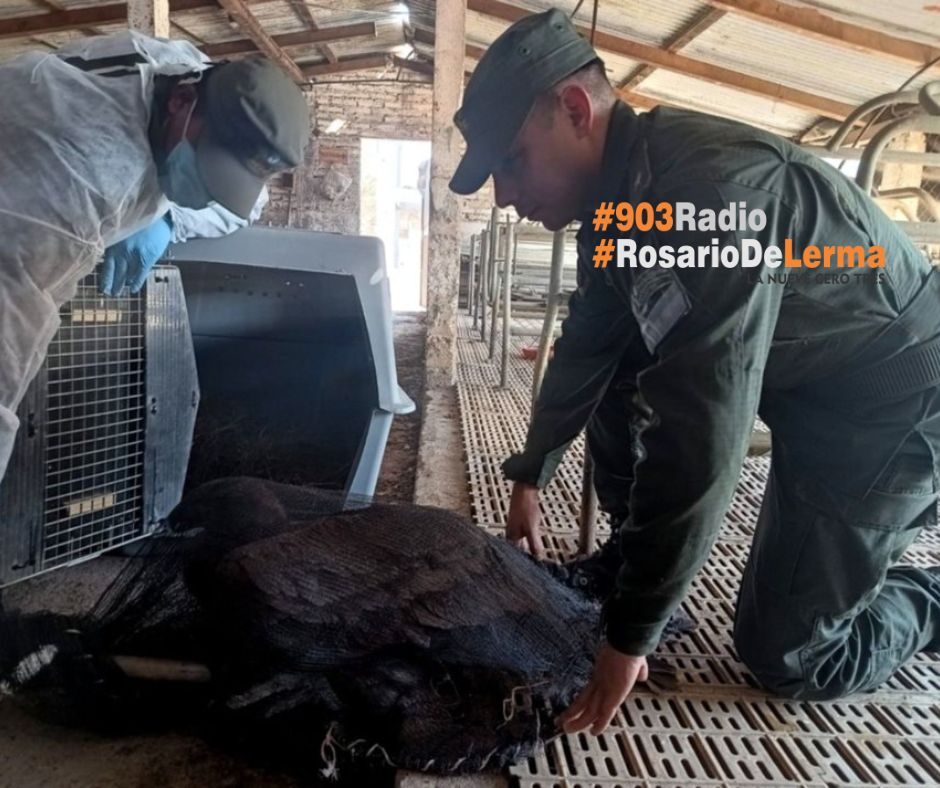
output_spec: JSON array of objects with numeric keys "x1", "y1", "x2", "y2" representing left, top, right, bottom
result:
[{"x1": 259, "y1": 73, "x2": 494, "y2": 242}]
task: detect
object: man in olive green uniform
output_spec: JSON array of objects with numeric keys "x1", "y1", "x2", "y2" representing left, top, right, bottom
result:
[{"x1": 449, "y1": 8, "x2": 940, "y2": 735}]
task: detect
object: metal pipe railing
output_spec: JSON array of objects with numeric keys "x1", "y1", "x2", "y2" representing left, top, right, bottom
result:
[
  {"x1": 500, "y1": 217, "x2": 514, "y2": 389},
  {"x1": 487, "y1": 206, "x2": 499, "y2": 303},
  {"x1": 825, "y1": 89, "x2": 920, "y2": 152},
  {"x1": 488, "y1": 221, "x2": 501, "y2": 360},
  {"x1": 802, "y1": 145, "x2": 940, "y2": 166},
  {"x1": 477, "y1": 228, "x2": 488, "y2": 339},
  {"x1": 875, "y1": 188, "x2": 940, "y2": 222},
  {"x1": 466, "y1": 234, "x2": 477, "y2": 321},
  {"x1": 857, "y1": 114, "x2": 940, "y2": 194},
  {"x1": 531, "y1": 229, "x2": 566, "y2": 408}
]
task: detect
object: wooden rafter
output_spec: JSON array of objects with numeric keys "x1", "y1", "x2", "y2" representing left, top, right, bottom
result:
[
  {"x1": 0, "y1": 0, "x2": 211, "y2": 40},
  {"x1": 619, "y1": 7, "x2": 726, "y2": 93},
  {"x1": 285, "y1": 0, "x2": 337, "y2": 64},
  {"x1": 301, "y1": 53, "x2": 388, "y2": 77},
  {"x1": 466, "y1": 0, "x2": 854, "y2": 119},
  {"x1": 393, "y1": 55, "x2": 433, "y2": 78},
  {"x1": 705, "y1": 0, "x2": 940, "y2": 67},
  {"x1": 412, "y1": 25, "x2": 484, "y2": 61},
  {"x1": 215, "y1": 0, "x2": 305, "y2": 82},
  {"x1": 171, "y1": 18, "x2": 207, "y2": 46},
  {"x1": 31, "y1": 0, "x2": 102, "y2": 40},
  {"x1": 203, "y1": 21, "x2": 376, "y2": 57}
]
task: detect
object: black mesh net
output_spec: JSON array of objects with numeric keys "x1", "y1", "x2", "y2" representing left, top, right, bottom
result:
[{"x1": 0, "y1": 477, "x2": 692, "y2": 780}]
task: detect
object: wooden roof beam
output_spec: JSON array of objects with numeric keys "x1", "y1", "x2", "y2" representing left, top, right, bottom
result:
[
  {"x1": 467, "y1": 0, "x2": 854, "y2": 119},
  {"x1": 31, "y1": 0, "x2": 103, "y2": 40},
  {"x1": 0, "y1": 0, "x2": 212, "y2": 40},
  {"x1": 216, "y1": 0, "x2": 305, "y2": 83},
  {"x1": 393, "y1": 55, "x2": 433, "y2": 78},
  {"x1": 619, "y1": 7, "x2": 726, "y2": 93},
  {"x1": 285, "y1": 0, "x2": 337, "y2": 64},
  {"x1": 203, "y1": 21, "x2": 376, "y2": 57},
  {"x1": 301, "y1": 52, "x2": 389, "y2": 77},
  {"x1": 412, "y1": 24, "x2": 484, "y2": 61}
]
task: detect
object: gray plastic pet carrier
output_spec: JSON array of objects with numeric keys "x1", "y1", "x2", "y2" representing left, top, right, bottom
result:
[
  {"x1": 0, "y1": 268, "x2": 199, "y2": 587},
  {"x1": 168, "y1": 226, "x2": 415, "y2": 500}
]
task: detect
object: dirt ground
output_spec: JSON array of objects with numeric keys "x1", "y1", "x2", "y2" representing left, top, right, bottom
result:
[
  {"x1": 0, "y1": 314, "x2": 426, "y2": 788},
  {"x1": 376, "y1": 312, "x2": 426, "y2": 503}
]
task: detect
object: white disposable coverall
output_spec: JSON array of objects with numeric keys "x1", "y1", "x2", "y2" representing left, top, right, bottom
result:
[{"x1": 0, "y1": 32, "x2": 210, "y2": 481}]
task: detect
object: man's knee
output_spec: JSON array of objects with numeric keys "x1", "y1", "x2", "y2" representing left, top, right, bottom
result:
[
  {"x1": 734, "y1": 617, "x2": 889, "y2": 702},
  {"x1": 734, "y1": 626, "x2": 829, "y2": 700}
]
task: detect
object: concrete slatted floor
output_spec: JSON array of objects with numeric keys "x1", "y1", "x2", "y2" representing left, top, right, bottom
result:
[{"x1": 456, "y1": 314, "x2": 940, "y2": 788}]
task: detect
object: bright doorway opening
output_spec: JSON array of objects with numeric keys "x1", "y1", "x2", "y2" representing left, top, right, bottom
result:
[{"x1": 360, "y1": 138, "x2": 431, "y2": 312}]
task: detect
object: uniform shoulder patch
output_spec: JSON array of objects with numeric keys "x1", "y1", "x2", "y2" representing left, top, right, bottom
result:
[{"x1": 630, "y1": 268, "x2": 691, "y2": 354}]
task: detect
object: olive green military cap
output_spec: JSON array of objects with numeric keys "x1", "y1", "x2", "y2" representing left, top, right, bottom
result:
[{"x1": 449, "y1": 8, "x2": 598, "y2": 195}]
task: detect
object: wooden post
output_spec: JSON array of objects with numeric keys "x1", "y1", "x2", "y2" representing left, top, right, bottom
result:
[
  {"x1": 127, "y1": 0, "x2": 169, "y2": 37},
  {"x1": 424, "y1": 0, "x2": 466, "y2": 387}
]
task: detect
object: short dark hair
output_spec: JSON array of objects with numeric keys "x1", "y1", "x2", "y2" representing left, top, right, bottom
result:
[{"x1": 532, "y1": 58, "x2": 614, "y2": 124}]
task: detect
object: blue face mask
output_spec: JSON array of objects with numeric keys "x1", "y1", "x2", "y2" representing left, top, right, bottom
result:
[{"x1": 158, "y1": 100, "x2": 213, "y2": 209}]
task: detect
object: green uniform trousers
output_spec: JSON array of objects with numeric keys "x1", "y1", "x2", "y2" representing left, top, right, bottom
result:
[{"x1": 734, "y1": 385, "x2": 940, "y2": 699}]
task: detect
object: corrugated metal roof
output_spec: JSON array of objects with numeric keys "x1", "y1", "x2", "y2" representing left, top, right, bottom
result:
[
  {"x1": 639, "y1": 68, "x2": 819, "y2": 136},
  {"x1": 795, "y1": 0, "x2": 940, "y2": 48},
  {"x1": 0, "y1": 0, "x2": 937, "y2": 141},
  {"x1": 572, "y1": 0, "x2": 706, "y2": 48},
  {"x1": 465, "y1": 7, "x2": 641, "y2": 78},
  {"x1": 681, "y1": 12, "x2": 938, "y2": 106}
]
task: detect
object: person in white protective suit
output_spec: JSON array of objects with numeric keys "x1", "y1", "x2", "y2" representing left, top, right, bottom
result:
[{"x1": 0, "y1": 31, "x2": 311, "y2": 482}]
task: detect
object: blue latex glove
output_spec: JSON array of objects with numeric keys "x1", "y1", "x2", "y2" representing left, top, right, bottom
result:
[{"x1": 100, "y1": 214, "x2": 173, "y2": 296}]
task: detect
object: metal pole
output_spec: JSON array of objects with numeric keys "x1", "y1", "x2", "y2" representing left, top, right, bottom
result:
[
  {"x1": 803, "y1": 145, "x2": 940, "y2": 166},
  {"x1": 467, "y1": 234, "x2": 477, "y2": 319},
  {"x1": 500, "y1": 218, "x2": 514, "y2": 388},
  {"x1": 488, "y1": 224, "x2": 501, "y2": 360},
  {"x1": 578, "y1": 448, "x2": 598, "y2": 556},
  {"x1": 476, "y1": 229, "x2": 488, "y2": 337},
  {"x1": 487, "y1": 207, "x2": 499, "y2": 302},
  {"x1": 532, "y1": 229, "x2": 566, "y2": 408},
  {"x1": 825, "y1": 89, "x2": 920, "y2": 152}
]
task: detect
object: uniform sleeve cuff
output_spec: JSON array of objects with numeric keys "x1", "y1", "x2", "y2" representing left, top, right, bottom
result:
[
  {"x1": 602, "y1": 594, "x2": 666, "y2": 657},
  {"x1": 502, "y1": 453, "x2": 554, "y2": 488}
]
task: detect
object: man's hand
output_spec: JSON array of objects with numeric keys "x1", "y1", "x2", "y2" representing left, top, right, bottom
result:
[
  {"x1": 100, "y1": 214, "x2": 173, "y2": 296},
  {"x1": 558, "y1": 644, "x2": 648, "y2": 735},
  {"x1": 506, "y1": 481, "x2": 544, "y2": 559}
]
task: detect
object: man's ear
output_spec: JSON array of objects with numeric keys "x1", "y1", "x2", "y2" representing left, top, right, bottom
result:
[
  {"x1": 558, "y1": 84, "x2": 593, "y2": 139},
  {"x1": 167, "y1": 82, "x2": 199, "y2": 117}
]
